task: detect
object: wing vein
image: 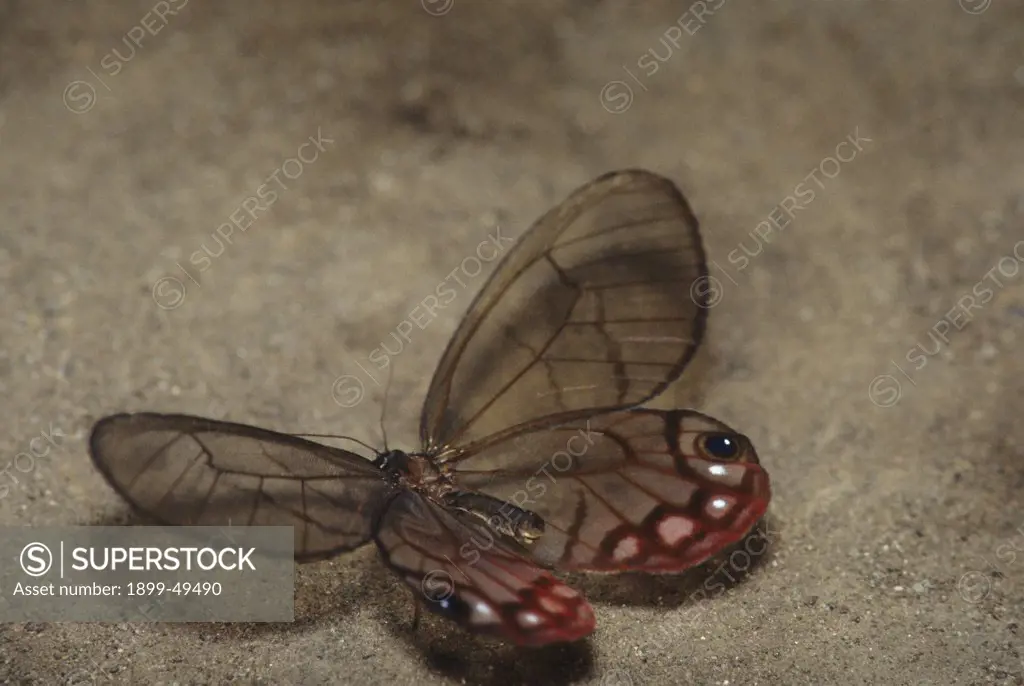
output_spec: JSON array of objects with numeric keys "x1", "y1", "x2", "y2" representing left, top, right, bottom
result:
[{"x1": 127, "y1": 433, "x2": 186, "y2": 489}]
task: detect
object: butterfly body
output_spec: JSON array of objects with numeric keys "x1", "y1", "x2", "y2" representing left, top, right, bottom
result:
[
  {"x1": 441, "y1": 490, "x2": 546, "y2": 544},
  {"x1": 90, "y1": 170, "x2": 772, "y2": 646}
]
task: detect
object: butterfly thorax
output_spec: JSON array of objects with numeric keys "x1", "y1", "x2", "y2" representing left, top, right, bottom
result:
[{"x1": 373, "y1": 449, "x2": 451, "y2": 494}]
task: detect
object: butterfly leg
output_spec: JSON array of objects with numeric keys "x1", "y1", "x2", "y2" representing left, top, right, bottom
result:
[{"x1": 409, "y1": 589, "x2": 422, "y2": 633}]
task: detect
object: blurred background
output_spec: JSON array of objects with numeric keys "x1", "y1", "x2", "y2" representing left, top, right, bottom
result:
[{"x1": 1, "y1": 0, "x2": 1023, "y2": 683}]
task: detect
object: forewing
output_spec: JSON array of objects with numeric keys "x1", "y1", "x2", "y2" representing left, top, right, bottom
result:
[
  {"x1": 452, "y1": 409, "x2": 771, "y2": 573},
  {"x1": 420, "y1": 170, "x2": 708, "y2": 455},
  {"x1": 372, "y1": 490, "x2": 595, "y2": 646},
  {"x1": 89, "y1": 413, "x2": 390, "y2": 561}
]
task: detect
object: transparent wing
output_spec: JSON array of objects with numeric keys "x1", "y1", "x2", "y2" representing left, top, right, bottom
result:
[
  {"x1": 372, "y1": 490, "x2": 595, "y2": 646},
  {"x1": 451, "y1": 409, "x2": 771, "y2": 573},
  {"x1": 420, "y1": 169, "x2": 708, "y2": 456},
  {"x1": 89, "y1": 413, "x2": 390, "y2": 561}
]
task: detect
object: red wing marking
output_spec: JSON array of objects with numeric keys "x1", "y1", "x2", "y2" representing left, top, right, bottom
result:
[
  {"x1": 373, "y1": 490, "x2": 595, "y2": 646},
  {"x1": 453, "y1": 408, "x2": 771, "y2": 573}
]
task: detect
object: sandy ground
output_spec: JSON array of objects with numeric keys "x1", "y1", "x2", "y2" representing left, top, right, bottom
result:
[{"x1": 1, "y1": 0, "x2": 1023, "y2": 683}]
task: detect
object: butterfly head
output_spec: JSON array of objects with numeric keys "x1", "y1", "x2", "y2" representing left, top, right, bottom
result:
[
  {"x1": 372, "y1": 449, "x2": 407, "y2": 473},
  {"x1": 373, "y1": 450, "x2": 425, "y2": 483}
]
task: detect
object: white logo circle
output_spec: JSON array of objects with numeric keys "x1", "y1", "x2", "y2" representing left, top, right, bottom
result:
[{"x1": 20, "y1": 542, "x2": 53, "y2": 577}]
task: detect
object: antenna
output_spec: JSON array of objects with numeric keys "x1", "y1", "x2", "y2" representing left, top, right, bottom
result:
[{"x1": 379, "y1": 359, "x2": 394, "y2": 451}]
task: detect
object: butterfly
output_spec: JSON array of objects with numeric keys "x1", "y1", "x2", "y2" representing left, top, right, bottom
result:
[{"x1": 89, "y1": 169, "x2": 771, "y2": 646}]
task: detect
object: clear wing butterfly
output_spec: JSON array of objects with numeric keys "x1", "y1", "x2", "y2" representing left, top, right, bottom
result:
[{"x1": 89, "y1": 169, "x2": 772, "y2": 646}]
